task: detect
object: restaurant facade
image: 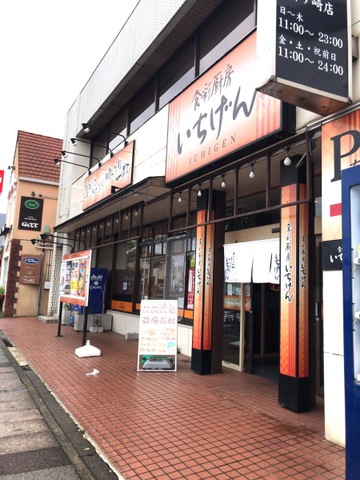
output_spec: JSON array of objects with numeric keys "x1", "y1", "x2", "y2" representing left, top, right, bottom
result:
[{"x1": 49, "y1": 0, "x2": 360, "y2": 449}]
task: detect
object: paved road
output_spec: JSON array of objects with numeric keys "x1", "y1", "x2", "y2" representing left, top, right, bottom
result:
[{"x1": 0, "y1": 332, "x2": 119, "y2": 479}]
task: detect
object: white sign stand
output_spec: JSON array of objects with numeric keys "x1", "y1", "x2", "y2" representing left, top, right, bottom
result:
[{"x1": 137, "y1": 299, "x2": 178, "y2": 372}]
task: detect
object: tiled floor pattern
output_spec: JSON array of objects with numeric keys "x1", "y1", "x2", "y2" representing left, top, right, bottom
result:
[{"x1": 0, "y1": 317, "x2": 345, "y2": 480}]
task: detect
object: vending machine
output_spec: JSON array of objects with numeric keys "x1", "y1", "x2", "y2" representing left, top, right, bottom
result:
[{"x1": 342, "y1": 166, "x2": 360, "y2": 479}]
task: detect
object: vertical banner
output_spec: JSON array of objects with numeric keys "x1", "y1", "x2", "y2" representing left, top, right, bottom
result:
[
  {"x1": 280, "y1": 184, "x2": 298, "y2": 377},
  {"x1": 192, "y1": 210, "x2": 206, "y2": 350},
  {"x1": 298, "y1": 184, "x2": 309, "y2": 378},
  {"x1": 203, "y1": 213, "x2": 215, "y2": 350}
]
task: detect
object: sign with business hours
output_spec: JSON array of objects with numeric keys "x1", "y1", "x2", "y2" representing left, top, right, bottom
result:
[{"x1": 276, "y1": 0, "x2": 349, "y2": 99}]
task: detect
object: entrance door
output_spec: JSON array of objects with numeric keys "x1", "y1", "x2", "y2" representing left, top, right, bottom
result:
[
  {"x1": 222, "y1": 282, "x2": 242, "y2": 366},
  {"x1": 244, "y1": 283, "x2": 280, "y2": 381}
]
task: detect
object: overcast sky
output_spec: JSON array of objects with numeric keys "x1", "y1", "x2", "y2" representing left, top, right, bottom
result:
[{"x1": 0, "y1": 0, "x2": 139, "y2": 215}]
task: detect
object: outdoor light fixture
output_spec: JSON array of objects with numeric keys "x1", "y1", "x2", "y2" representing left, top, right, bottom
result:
[
  {"x1": 221, "y1": 175, "x2": 226, "y2": 188},
  {"x1": 54, "y1": 158, "x2": 91, "y2": 174},
  {"x1": 70, "y1": 138, "x2": 114, "y2": 157},
  {"x1": 61, "y1": 150, "x2": 101, "y2": 165},
  {"x1": 81, "y1": 123, "x2": 127, "y2": 147},
  {"x1": 111, "y1": 185, "x2": 121, "y2": 194},
  {"x1": 197, "y1": 185, "x2": 202, "y2": 197},
  {"x1": 284, "y1": 147, "x2": 292, "y2": 167},
  {"x1": 249, "y1": 163, "x2": 255, "y2": 179},
  {"x1": 40, "y1": 233, "x2": 87, "y2": 249},
  {"x1": 134, "y1": 207, "x2": 139, "y2": 216},
  {"x1": 31, "y1": 237, "x2": 74, "y2": 253},
  {"x1": 178, "y1": 192, "x2": 182, "y2": 203}
]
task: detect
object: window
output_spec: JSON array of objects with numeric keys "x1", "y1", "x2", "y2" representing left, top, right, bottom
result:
[
  {"x1": 109, "y1": 110, "x2": 127, "y2": 151},
  {"x1": 130, "y1": 79, "x2": 156, "y2": 133},
  {"x1": 137, "y1": 240, "x2": 166, "y2": 302},
  {"x1": 92, "y1": 130, "x2": 108, "y2": 166},
  {"x1": 111, "y1": 240, "x2": 137, "y2": 308},
  {"x1": 199, "y1": 0, "x2": 255, "y2": 74},
  {"x1": 103, "y1": 0, "x2": 256, "y2": 146},
  {"x1": 159, "y1": 38, "x2": 195, "y2": 109}
]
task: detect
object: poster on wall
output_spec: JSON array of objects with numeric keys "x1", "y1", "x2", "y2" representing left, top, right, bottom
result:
[
  {"x1": 59, "y1": 250, "x2": 92, "y2": 307},
  {"x1": 137, "y1": 299, "x2": 178, "y2": 372}
]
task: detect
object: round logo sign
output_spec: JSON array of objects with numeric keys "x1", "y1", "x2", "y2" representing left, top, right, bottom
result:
[{"x1": 25, "y1": 199, "x2": 40, "y2": 209}]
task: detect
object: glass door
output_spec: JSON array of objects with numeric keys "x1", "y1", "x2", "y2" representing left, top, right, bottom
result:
[{"x1": 222, "y1": 283, "x2": 242, "y2": 366}]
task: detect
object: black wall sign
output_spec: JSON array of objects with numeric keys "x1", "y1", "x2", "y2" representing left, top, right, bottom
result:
[
  {"x1": 18, "y1": 197, "x2": 43, "y2": 231},
  {"x1": 321, "y1": 240, "x2": 343, "y2": 271},
  {"x1": 276, "y1": 0, "x2": 348, "y2": 99}
]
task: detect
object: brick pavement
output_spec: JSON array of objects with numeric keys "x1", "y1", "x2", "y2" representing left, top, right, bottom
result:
[{"x1": 0, "y1": 317, "x2": 345, "y2": 480}]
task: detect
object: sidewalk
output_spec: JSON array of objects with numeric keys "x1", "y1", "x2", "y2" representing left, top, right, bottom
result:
[
  {"x1": 0, "y1": 317, "x2": 345, "y2": 480},
  {"x1": 0, "y1": 328, "x2": 117, "y2": 479}
]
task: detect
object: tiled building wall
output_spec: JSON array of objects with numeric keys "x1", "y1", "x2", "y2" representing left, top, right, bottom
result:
[
  {"x1": 47, "y1": 246, "x2": 65, "y2": 316},
  {"x1": 58, "y1": 0, "x2": 188, "y2": 227}
]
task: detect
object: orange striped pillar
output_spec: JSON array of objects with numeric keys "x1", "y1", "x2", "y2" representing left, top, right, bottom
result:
[
  {"x1": 191, "y1": 190, "x2": 225, "y2": 375},
  {"x1": 278, "y1": 159, "x2": 311, "y2": 412}
]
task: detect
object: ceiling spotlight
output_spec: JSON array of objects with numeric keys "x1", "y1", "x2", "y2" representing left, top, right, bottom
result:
[
  {"x1": 284, "y1": 156, "x2": 292, "y2": 167},
  {"x1": 221, "y1": 175, "x2": 226, "y2": 188},
  {"x1": 284, "y1": 147, "x2": 292, "y2": 166},
  {"x1": 249, "y1": 163, "x2": 255, "y2": 179},
  {"x1": 178, "y1": 192, "x2": 182, "y2": 203},
  {"x1": 82, "y1": 123, "x2": 91, "y2": 133}
]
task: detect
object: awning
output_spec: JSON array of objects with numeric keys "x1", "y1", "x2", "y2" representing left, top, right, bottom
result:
[{"x1": 55, "y1": 177, "x2": 170, "y2": 234}]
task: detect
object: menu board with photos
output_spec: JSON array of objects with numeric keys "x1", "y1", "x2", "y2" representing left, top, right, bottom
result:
[{"x1": 137, "y1": 300, "x2": 178, "y2": 371}]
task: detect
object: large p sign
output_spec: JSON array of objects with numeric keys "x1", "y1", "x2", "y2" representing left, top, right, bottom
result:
[{"x1": 331, "y1": 129, "x2": 360, "y2": 182}]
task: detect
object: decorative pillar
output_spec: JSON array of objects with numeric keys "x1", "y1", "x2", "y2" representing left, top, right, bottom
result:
[
  {"x1": 278, "y1": 159, "x2": 311, "y2": 412},
  {"x1": 191, "y1": 189, "x2": 225, "y2": 375}
]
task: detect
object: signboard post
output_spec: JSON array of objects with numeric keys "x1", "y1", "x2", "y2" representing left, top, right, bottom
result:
[
  {"x1": 137, "y1": 300, "x2": 178, "y2": 372},
  {"x1": 57, "y1": 249, "x2": 92, "y2": 345}
]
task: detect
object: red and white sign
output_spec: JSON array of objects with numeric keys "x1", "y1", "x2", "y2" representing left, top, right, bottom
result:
[
  {"x1": 166, "y1": 32, "x2": 283, "y2": 183},
  {"x1": 83, "y1": 142, "x2": 134, "y2": 210},
  {"x1": 0, "y1": 170, "x2": 4, "y2": 194}
]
